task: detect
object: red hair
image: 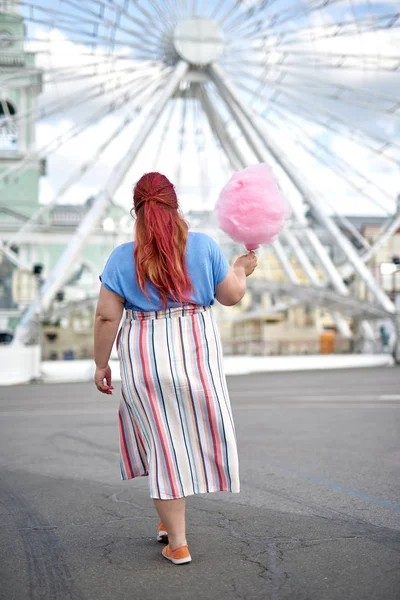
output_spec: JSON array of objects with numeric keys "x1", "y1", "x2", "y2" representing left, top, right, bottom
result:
[{"x1": 133, "y1": 172, "x2": 193, "y2": 308}]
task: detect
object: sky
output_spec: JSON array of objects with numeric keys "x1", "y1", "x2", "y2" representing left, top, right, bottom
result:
[{"x1": 10, "y1": 0, "x2": 400, "y2": 221}]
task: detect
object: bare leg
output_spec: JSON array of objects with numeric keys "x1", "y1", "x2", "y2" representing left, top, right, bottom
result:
[{"x1": 153, "y1": 498, "x2": 187, "y2": 550}]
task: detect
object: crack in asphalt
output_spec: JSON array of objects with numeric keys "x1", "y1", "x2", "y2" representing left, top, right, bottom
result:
[
  {"x1": 266, "y1": 539, "x2": 287, "y2": 600},
  {"x1": 241, "y1": 483, "x2": 400, "y2": 552},
  {"x1": 109, "y1": 489, "x2": 145, "y2": 511},
  {"x1": 189, "y1": 503, "x2": 288, "y2": 597}
]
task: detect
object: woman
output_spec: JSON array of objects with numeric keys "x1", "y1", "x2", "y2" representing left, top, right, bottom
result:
[{"x1": 94, "y1": 172, "x2": 257, "y2": 565}]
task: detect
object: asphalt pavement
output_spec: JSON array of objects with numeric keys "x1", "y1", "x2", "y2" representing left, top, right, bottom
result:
[{"x1": 0, "y1": 367, "x2": 399, "y2": 600}]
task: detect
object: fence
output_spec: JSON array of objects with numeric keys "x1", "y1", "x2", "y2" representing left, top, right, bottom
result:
[{"x1": 223, "y1": 338, "x2": 351, "y2": 356}]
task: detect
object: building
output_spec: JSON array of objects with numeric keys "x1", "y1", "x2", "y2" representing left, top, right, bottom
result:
[{"x1": 0, "y1": 1, "x2": 126, "y2": 348}]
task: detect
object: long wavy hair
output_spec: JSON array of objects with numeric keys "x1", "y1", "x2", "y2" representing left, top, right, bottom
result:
[{"x1": 133, "y1": 172, "x2": 193, "y2": 308}]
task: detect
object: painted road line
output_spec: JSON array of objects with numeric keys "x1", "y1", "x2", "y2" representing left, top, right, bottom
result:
[{"x1": 271, "y1": 463, "x2": 400, "y2": 511}]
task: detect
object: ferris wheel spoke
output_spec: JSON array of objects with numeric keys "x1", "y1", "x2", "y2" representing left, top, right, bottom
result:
[
  {"x1": 273, "y1": 87, "x2": 400, "y2": 160},
  {"x1": 199, "y1": 84, "x2": 242, "y2": 173},
  {"x1": 173, "y1": 0, "x2": 188, "y2": 18},
  {"x1": 260, "y1": 107, "x2": 394, "y2": 213},
  {"x1": 200, "y1": 0, "x2": 214, "y2": 17},
  {"x1": 37, "y1": 77, "x2": 136, "y2": 121},
  {"x1": 209, "y1": 66, "x2": 395, "y2": 311},
  {"x1": 173, "y1": 0, "x2": 188, "y2": 20},
  {"x1": 226, "y1": 0, "x2": 348, "y2": 38},
  {"x1": 27, "y1": 0, "x2": 170, "y2": 49},
  {"x1": 2, "y1": 64, "x2": 156, "y2": 130},
  {"x1": 125, "y1": 0, "x2": 164, "y2": 23},
  {"x1": 266, "y1": 96, "x2": 400, "y2": 168},
  {"x1": 41, "y1": 69, "x2": 152, "y2": 116},
  {"x1": 236, "y1": 82, "x2": 400, "y2": 179},
  {"x1": 210, "y1": 0, "x2": 227, "y2": 20},
  {"x1": 249, "y1": 44, "x2": 400, "y2": 63},
  {"x1": 98, "y1": 0, "x2": 160, "y2": 30},
  {"x1": 328, "y1": 213, "x2": 371, "y2": 252},
  {"x1": 151, "y1": 99, "x2": 179, "y2": 171},
  {"x1": 214, "y1": 1, "x2": 245, "y2": 28},
  {"x1": 20, "y1": 3, "x2": 118, "y2": 42},
  {"x1": 227, "y1": 13, "x2": 400, "y2": 48},
  {"x1": 8, "y1": 80, "x2": 161, "y2": 246},
  {"x1": 279, "y1": 80, "x2": 400, "y2": 117},
  {"x1": 190, "y1": 0, "x2": 199, "y2": 18},
  {"x1": 273, "y1": 127, "x2": 392, "y2": 214},
  {"x1": 41, "y1": 62, "x2": 150, "y2": 87},
  {"x1": 269, "y1": 50, "x2": 400, "y2": 72},
  {"x1": 8, "y1": 75, "x2": 167, "y2": 248},
  {"x1": 126, "y1": 0, "x2": 175, "y2": 36},
  {"x1": 191, "y1": 93, "x2": 216, "y2": 202},
  {"x1": 14, "y1": 61, "x2": 189, "y2": 335},
  {"x1": 226, "y1": 11, "x2": 400, "y2": 49},
  {"x1": 232, "y1": 73, "x2": 400, "y2": 162},
  {"x1": 34, "y1": 56, "x2": 157, "y2": 78},
  {"x1": 0, "y1": 69, "x2": 170, "y2": 191},
  {"x1": 192, "y1": 91, "x2": 204, "y2": 202},
  {"x1": 19, "y1": 22, "x2": 167, "y2": 55},
  {"x1": 222, "y1": 0, "x2": 282, "y2": 33},
  {"x1": 169, "y1": 0, "x2": 187, "y2": 21},
  {"x1": 126, "y1": 0, "x2": 177, "y2": 38},
  {"x1": 192, "y1": 87, "x2": 213, "y2": 203},
  {"x1": 234, "y1": 66, "x2": 400, "y2": 116},
  {"x1": 175, "y1": 84, "x2": 189, "y2": 192},
  {"x1": 21, "y1": 1, "x2": 107, "y2": 27},
  {"x1": 298, "y1": 179, "x2": 373, "y2": 253},
  {"x1": 65, "y1": 0, "x2": 171, "y2": 47},
  {"x1": 21, "y1": 17, "x2": 101, "y2": 41},
  {"x1": 221, "y1": 51, "x2": 400, "y2": 73},
  {"x1": 146, "y1": 0, "x2": 177, "y2": 28}
]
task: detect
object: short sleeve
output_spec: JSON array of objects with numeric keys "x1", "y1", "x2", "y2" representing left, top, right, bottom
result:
[
  {"x1": 209, "y1": 237, "x2": 229, "y2": 286},
  {"x1": 99, "y1": 248, "x2": 125, "y2": 297}
]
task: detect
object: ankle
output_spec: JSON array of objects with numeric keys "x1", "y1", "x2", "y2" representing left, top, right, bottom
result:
[{"x1": 168, "y1": 537, "x2": 187, "y2": 551}]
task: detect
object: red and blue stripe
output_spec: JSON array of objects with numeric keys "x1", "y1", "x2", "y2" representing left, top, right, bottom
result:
[{"x1": 117, "y1": 305, "x2": 240, "y2": 500}]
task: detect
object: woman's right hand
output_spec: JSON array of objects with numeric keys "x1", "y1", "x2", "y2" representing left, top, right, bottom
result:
[
  {"x1": 94, "y1": 364, "x2": 114, "y2": 395},
  {"x1": 233, "y1": 252, "x2": 258, "y2": 277}
]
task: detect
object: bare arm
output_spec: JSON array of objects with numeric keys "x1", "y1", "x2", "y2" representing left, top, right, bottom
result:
[
  {"x1": 216, "y1": 252, "x2": 258, "y2": 306},
  {"x1": 94, "y1": 285, "x2": 124, "y2": 394}
]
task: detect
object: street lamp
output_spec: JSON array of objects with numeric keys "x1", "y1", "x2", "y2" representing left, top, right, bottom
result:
[
  {"x1": 391, "y1": 255, "x2": 400, "y2": 364},
  {"x1": 392, "y1": 257, "x2": 400, "y2": 307}
]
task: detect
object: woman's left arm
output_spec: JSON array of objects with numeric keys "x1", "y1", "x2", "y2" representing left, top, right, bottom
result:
[{"x1": 94, "y1": 285, "x2": 125, "y2": 394}]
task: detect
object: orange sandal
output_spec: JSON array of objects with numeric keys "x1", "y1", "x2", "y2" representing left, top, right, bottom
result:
[
  {"x1": 162, "y1": 544, "x2": 192, "y2": 565},
  {"x1": 157, "y1": 522, "x2": 168, "y2": 544}
]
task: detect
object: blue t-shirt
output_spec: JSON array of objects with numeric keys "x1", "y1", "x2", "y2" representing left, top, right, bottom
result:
[{"x1": 100, "y1": 231, "x2": 229, "y2": 311}]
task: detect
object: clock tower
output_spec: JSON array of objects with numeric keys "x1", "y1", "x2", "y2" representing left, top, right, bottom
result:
[{"x1": 0, "y1": 0, "x2": 43, "y2": 221}]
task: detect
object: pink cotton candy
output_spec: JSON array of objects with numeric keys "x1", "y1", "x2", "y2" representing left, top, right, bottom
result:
[{"x1": 215, "y1": 163, "x2": 290, "y2": 250}]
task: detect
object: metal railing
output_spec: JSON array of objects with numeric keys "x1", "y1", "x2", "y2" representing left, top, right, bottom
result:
[{"x1": 223, "y1": 338, "x2": 352, "y2": 356}]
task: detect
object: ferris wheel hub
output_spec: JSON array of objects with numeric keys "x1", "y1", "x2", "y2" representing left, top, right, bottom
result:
[{"x1": 173, "y1": 18, "x2": 224, "y2": 66}]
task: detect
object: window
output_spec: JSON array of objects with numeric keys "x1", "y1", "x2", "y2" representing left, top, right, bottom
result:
[{"x1": 0, "y1": 99, "x2": 17, "y2": 151}]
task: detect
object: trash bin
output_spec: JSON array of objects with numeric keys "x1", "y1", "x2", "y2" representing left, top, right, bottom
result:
[{"x1": 320, "y1": 331, "x2": 335, "y2": 354}]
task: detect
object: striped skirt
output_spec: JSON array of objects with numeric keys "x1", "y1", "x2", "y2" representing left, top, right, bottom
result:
[{"x1": 117, "y1": 305, "x2": 240, "y2": 500}]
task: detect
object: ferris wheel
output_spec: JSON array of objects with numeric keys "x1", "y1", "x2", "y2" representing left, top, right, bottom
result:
[{"x1": 1, "y1": 0, "x2": 399, "y2": 344}]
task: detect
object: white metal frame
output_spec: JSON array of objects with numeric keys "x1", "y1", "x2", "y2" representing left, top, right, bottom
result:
[{"x1": 0, "y1": 0, "x2": 397, "y2": 353}]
